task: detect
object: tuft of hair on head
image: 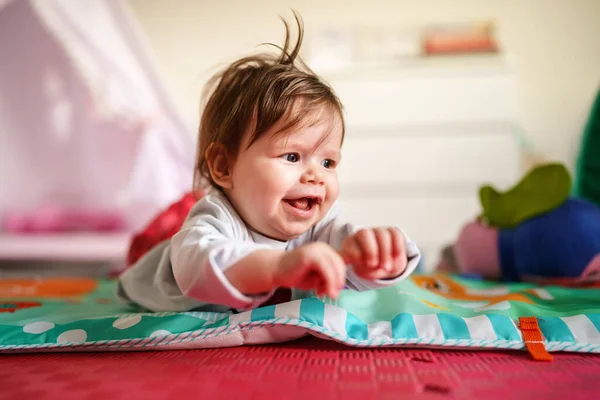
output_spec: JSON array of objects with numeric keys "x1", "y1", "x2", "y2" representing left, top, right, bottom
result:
[{"x1": 193, "y1": 10, "x2": 345, "y2": 191}]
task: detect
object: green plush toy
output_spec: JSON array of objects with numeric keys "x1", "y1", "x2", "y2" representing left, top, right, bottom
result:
[{"x1": 479, "y1": 163, "x2": 572, "y2": 228}]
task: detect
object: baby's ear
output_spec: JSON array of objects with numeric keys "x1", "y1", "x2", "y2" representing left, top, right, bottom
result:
[{"x1": 206, "y1": 143, "x2": 233, "y2": 189}]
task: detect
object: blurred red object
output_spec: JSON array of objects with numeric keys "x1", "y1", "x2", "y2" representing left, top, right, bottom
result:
[
  {"x1": 423, "y1": 21, "x2": 499, "y2": 55},
  {"x1": 126, "y1": 191, "x2": 201, "y2": 267}
]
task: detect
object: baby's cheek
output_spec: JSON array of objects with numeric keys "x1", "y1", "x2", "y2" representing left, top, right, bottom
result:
[{"x1": 326, "y1": 180, "x2": 340, "y2": 202}]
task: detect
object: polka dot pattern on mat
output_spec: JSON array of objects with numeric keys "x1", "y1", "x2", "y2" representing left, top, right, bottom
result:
[
  {"x1": 57, "y1": 329, "x2": 87, "y2": 344},
  {"x1": 23, "y1": 321, "x2": 55, "y2": 334},
  {"x1": 150, "y1": 330, "x2": 171, "y2": 338},
  {"x1": 112, "y1": 315, "x2": 142, "y2": 330}
]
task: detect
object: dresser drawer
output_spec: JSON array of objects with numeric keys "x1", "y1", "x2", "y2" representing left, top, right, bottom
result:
[
  {"x1": 339, "y1": 195, "x2": 479, "y2": 246},
  {"x1": 331, "y1": 70, "x2": 517, "y2": 127},
  {"x1": 338, "y1": 129, "x2": 520, "y2": 187}
]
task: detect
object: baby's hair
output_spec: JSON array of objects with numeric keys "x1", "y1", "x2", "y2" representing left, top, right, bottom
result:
[{"x1": 194, "y1": 11, "x2": 345, "y2": 191}]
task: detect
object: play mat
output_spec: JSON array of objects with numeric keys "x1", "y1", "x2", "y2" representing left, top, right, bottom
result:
[{"x1": 1, "y1": 274, "x2": 599, "y2": 359}]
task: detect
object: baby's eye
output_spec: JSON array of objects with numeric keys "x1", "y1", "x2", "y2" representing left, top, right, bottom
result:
[
  {"x1": 321, "y1": 159, "x2": 336, "y2": 169},
  {"x1": 282, "y1": 153, "x2": 300, "y2": 163}
]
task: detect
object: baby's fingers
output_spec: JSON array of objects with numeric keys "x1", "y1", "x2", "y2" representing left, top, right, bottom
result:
[
  {"x1": 374, "y1": 228, "x2": 392, "y2": 272},
  {"x1": 325, "y1": 251, "x2": 347, "y2": 298},
  {"x1": 390, "y1": 228, "x2": 405, "y2": 260},
  {"x1": 355, "y1": 229, "x2": 379, "y2": 268},
  {"x1": 340, "y1": 236, "x2": 362, "y2": 265},
  {"x1": 301, "y1": 272, "x2": 322, "y2": 290},
  {"x1": 311, "y1": 260, "x2": 338, "y2": 298}
]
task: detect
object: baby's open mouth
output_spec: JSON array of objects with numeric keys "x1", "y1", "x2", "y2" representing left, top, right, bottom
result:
[{"x1": 284, "y1": 197, "x2": 320, "y2": 211}]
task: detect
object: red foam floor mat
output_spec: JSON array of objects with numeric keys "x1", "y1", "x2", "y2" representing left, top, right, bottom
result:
[{"x1": 1, "y1": 337, "x2": 599, "y2": 400}]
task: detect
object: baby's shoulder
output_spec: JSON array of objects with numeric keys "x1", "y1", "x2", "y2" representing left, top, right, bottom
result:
[{"x1": 181, "y1": 191, "x2": 246, "y2": 238}]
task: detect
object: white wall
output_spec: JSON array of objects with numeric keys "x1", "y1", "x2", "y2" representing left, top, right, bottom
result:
[{"x1": 128, "y1": 0, "x2": 600, "y2": 170}]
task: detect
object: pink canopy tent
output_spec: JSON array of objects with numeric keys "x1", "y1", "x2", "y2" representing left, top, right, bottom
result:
[{"x1": 0, "y1": 0, "x2": 195, "y2": 239}]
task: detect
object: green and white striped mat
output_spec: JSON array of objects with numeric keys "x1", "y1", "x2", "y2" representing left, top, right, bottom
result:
[{"x1": 1, "y1": 275, "x2": 599, "y2": 353}]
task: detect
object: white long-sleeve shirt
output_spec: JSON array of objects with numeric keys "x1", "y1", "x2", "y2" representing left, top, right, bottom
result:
[{"x1": 117, "y1": 191, "x2": 421, "y2": 312}]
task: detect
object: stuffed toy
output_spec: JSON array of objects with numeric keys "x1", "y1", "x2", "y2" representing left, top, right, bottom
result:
[{"x1": 444, "y1": 163, "x2": 600, "y2": 283}]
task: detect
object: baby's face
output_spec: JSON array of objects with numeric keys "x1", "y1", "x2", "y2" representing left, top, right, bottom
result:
[{"x1": 225, "y1": 110, "x2": 342, "y2": 241}]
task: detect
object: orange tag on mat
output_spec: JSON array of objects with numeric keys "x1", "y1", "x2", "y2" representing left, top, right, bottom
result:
[{"x1": 519, "y1": 317, "x2": 553, "y2": 361}]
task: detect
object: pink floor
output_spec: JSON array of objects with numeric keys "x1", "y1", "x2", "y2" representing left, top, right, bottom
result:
[{"x1": 1, "y1": 337, "x2": 599, "y2": 400}]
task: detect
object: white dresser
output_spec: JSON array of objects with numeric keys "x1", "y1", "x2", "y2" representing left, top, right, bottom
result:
[{"x1": 322, "y1": 58, "x2": 522, "y2": 271}]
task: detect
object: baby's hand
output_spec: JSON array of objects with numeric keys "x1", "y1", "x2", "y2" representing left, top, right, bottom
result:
[
  {"x1": 341, "y1": 228, "x2": 407, "y2": 280},
  {"x1": 274, "y1": 243, "x2": 346, "y2": 299}
]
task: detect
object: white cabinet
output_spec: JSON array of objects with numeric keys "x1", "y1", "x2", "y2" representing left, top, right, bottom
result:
[{"x1": 324, "y1": 60, "x2": 521, "y2": 271}]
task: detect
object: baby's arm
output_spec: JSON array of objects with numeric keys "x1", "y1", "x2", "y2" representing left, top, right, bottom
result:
[
  {"x1": 173, "y1": 232, "x2": 346, "y2": 307},
  {"x1": 226, "y1": 242, "x2": 346, "y2": 299},
  {"x1": 170, "y1": 197, "x2": 283, "y2": 310},
  {"x1": 171, "y1": 197, "x2": 347, "y2": 309},
  {"x1": 222, "y1": 250, "x2": 282, "y2": 295},
  {"x1": 311, "y1": 202, "x2": 421, "y2": 290}
]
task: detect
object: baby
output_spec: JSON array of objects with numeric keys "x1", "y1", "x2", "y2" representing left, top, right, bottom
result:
[{"x1": 117, "y1": 14, "x2": 421, "y2": 313}]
